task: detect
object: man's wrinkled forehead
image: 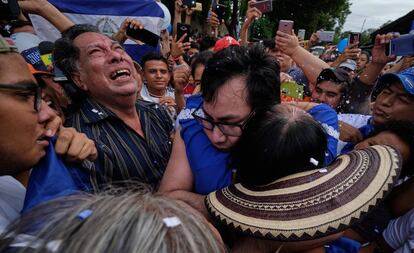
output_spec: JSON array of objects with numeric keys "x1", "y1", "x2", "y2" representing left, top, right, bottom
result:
[{"x1": 73, "y1": 32, "x2": 120, "y2": 50}]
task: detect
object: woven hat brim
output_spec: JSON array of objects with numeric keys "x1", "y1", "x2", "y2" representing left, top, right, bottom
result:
[{"x1": 206, "y1": 145, "x2": 401, "y2": 241}]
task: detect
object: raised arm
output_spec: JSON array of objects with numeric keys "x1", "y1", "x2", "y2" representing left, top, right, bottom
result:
[
  {"x1": 276, "y1": 30, "x2": 330, "y2": 91},
  {"x1": 18, "y1": 0, "x2": 74, "y2": 32},
  {"x1": 239, "y1": 0, "x2": 262, "y2": 47}
]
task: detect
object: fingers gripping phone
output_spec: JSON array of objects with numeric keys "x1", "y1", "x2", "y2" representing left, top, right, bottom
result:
[
  {"x1": 278, "y1": 20, "x2": 294, "y2": 35},
  {"x1": 126, "y1": 27, "x2": 160, "y2": 47},
  {"x1": 177, "y1": 23, "x2": 191, "y2": 43},
  {"x1": 252, "y1": 0, "x2": 273, "y2": 14},
  {"x1": 212, "y1": 0, "x2": 226, "y2": 21}
]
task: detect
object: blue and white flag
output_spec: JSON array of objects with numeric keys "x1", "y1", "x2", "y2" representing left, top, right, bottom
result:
[{"x1": 30, "y1": 0, "x2": 170, "y2": 62}]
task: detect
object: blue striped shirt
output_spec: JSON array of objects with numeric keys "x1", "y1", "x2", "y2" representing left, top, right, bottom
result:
[{"x1": 65, "y1": 98, "x2": 173, "y2": 189}]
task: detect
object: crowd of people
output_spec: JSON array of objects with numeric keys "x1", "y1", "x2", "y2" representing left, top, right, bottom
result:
[{"x1": 1, "y1": 0, "x2": 414, "y2": 252}]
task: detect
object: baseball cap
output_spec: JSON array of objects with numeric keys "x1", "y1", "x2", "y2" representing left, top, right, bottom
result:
[
  {"x1": 317, "y1": 67, "x2": 351, "y2": 85},
  {"x1": 378, "y1": 67, "x2": 414, "y2": 95},
  {"x1": 10, "y1": 32, "x2": 48, "y2": 71},
  {"x1": 27, "y1": 63, "x2": 53, "y2": 76},
  {"x1": 213, "y1": 36, "x2": 240, "y2": 52},
  {"x1": 339, "y1": 59, "x2": 357, "y2": 71}
]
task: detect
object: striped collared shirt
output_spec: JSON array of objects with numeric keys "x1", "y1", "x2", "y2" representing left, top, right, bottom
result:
[{"x1": 65, "y1": 98, "x2": 173, "y2": 189}]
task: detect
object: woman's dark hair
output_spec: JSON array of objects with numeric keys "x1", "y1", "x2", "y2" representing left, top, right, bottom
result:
[
  {"x1": 201, "y1": 44, "x2": 280, "y2": 113},
  {"x1": 190, "y1": 50, "x2": 213, "y2": 78},
  {"x1": 232, "y1": 104, "x2": 327, "y2": 187},
  {"x1": 198, "y1": 36, "x2": 216, "y2": 52}
]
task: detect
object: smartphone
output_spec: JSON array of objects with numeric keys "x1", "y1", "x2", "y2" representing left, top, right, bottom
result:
[
  {"x1": 0, "y1": 0, "x2": 20, "y2": 20},
  {"x1": 278, "y1": 20, "x2": 294, "y2": 35},
  {"x1": 348, "y1": 32, "x2": 360, "y2": 45},
  {"x1": 126, "y1": 27, "x2": 160, "y2": 47},
  {"x1": 194, "y1": 2, "x2": 202, "y2": 11},
  {"x1": 281, "y1": 81, "x2": 304, "y2": 100},
  {"x1": 389, "y1": 33, "x2": 414, "y2": 56},
  {"x1": 252, "y1": 0, "x2": 273, "y2": 14},
  {"x1": 53, "y1": 64, "x2": 68, "y2": 82},
  {"x1": 298, "y1": 29, "x2": 306, "y2": 40},
  {"x1": 317, "y1": 31, "x2": 335, "y2": 42},
  {"x1": 213, "y1": 2, "x2": 226, "y2": 22},
  {"x1": 177, "y1": 23, "x2": 191, "y2": 43},
  {"x1": 182, "y1": 0, "x2": 196, "y2": 8}
]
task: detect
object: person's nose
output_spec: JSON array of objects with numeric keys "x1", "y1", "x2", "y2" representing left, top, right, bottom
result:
[
  {"x1": 38, "y1": 99, "x2": 57, "y2": 124},
  {"x1": 211, "y1": 125, "x2": 226, "y2": 144},
  {"x1": 379, "y1": 93, "x2": 395, "y2": 107},
  {"x1": 317, "y1": 93, "x2": 326, "y2": 103},
  {"x1": 109, "y1": 49, "x2": 123, "y2": 63}
]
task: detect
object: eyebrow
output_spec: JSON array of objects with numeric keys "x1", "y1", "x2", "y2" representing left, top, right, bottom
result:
[{"x1": 202, "y1": 107, "x2": 242, "y2": 122}]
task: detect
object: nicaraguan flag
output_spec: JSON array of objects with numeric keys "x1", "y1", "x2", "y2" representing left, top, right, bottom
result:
[{"x1": 30, "y1": 0, "x2": 169, "y2": 62}]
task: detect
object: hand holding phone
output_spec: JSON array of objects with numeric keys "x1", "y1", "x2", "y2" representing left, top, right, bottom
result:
[
  {"x1": 126, "y1": 27, "x2": 160, "y2": 47},
  {"x1": 389, "y1": 33, "x2": 414, "y2": 56},
  {"x1": 213, "y1": 3, "x2": 226, "y2": 22},
  {"x1": 252, "y1": 0, "x2": 273, "y2": 14},
  {"x1": 278, "y1": 20, "x2": 294, "y2": 35},
  {"x1": 177, "y1": 23, "x2": 191, "y2": 43}
]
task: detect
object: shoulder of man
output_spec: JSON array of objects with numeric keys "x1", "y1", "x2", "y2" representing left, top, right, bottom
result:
[{"x1": 136, "y1": 99, "x2": 174, "y2": 130}]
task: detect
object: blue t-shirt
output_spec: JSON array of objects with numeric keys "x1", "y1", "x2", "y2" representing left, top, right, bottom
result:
[
  {"x1": 23, "y1": 138, "x2": 92, "y2": 213},
  {"x1": 341, "y1": 117, "x2": 375, "y2": 154},
  {"x1": 307, "y1": 103, "x2": 339, "y2": 165},
  {"x1": 178, "y1": 95, "x2": 232, "y2": 195}
]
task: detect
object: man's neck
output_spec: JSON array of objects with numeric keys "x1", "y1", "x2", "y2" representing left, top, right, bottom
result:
[{"x1": 147, "y1": 85, "x2": 166, "y2": 97}]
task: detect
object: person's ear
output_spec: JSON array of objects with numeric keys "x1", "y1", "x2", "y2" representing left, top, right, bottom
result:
[{"x1": 71, "y1": 73, "x2": 88, "y2": 91}]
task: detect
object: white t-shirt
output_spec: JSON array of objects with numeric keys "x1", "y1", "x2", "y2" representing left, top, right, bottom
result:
[
  {"x1": 0, "y1": 176, "x2": 26, "y2": 233},
  {"x1": 140, "y1": 84, "x2": 175, "y2": 104},
  {"x1": 140, "y1": 84, "x2": 177, "y2": 120}
]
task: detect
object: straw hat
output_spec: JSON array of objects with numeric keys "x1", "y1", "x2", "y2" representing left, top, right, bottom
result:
[{"x1": 206, "y1": 145, "x2": 402, "y2": 241}]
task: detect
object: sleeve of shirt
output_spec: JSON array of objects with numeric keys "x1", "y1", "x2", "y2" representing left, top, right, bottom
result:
[
  {"x1": 382, "y1": 208, "x2": 414, "y2": 251},
  {"x1": 307, "y1": 104, "x2": 339, "y2": 165}
]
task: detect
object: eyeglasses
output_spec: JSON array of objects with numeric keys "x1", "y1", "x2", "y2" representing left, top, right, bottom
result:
[
  {"x1": 191, "y1": 103, "x2": 255, "y2": 137},
  {"x1": 0, "y1": 83, "x2": 42, "y2": 111}
]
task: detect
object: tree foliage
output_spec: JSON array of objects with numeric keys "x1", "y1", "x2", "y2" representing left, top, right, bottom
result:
[{"x1": 162, "y1": 0, "x2": 351, "y2": 40}]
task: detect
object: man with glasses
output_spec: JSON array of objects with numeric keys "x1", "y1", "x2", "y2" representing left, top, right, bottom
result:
[
  {"x1": 0, "y1": 35, "x2": 97, "y2": 232},
  {"x1": 159, "y1": 45, "x2": 281, "y2": 217}
]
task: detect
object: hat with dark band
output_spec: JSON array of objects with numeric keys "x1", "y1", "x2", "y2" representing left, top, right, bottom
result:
[{"x1": 206, "y1": 145, "x2": 401, "y2": 242}]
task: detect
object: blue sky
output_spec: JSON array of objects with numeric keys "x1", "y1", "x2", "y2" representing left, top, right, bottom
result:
[{"x1": 343, "y1": 0, "x2": 414, "y2": 32}]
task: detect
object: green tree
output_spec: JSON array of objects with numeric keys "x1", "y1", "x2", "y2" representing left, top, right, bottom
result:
[{"x1": 162, "y1": 0, "x2": 351, "y2": 40}]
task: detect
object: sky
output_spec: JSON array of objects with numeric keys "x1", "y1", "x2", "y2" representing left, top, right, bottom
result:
[{"x1": 342, "y1": 0, "x2": 414, "y2": 32}]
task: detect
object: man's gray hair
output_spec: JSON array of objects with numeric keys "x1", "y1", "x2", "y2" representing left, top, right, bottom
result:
[{"x1": 0, "y1": 186, "x2": 226, "y2": 253}]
